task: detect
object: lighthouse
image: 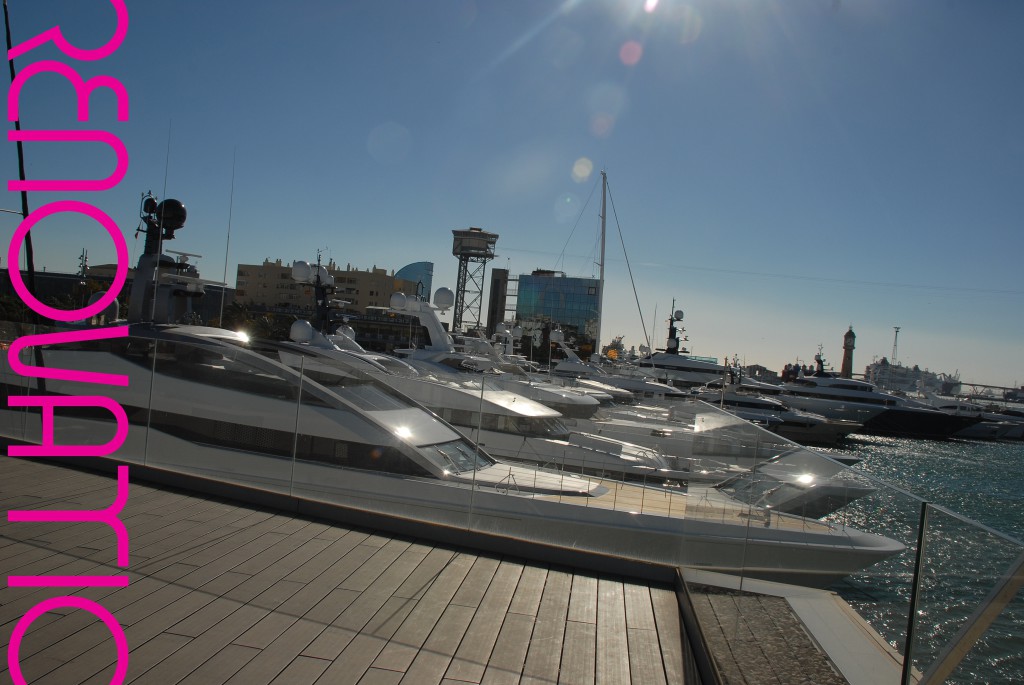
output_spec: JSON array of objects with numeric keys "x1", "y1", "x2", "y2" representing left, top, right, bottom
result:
[{"x1": 840, "y1": 326, "x2": 856, "y2": 378}]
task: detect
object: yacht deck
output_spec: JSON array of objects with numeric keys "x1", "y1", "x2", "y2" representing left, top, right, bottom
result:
[{"x1": 534, "y1": 479, "x2": 839, "y2": 535}]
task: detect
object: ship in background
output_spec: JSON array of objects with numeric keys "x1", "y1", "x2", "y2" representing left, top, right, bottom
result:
[{"x1": 863, "y1": 357, "x2": 961, "y2": 395}]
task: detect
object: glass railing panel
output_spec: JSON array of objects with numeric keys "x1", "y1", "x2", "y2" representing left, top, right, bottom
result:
[
  {"x1": 0, "y1": 321, "x2": 152, "y2": 465},
  {"x1": 906, "y1": 505, "x2": 1024, "y2": 684},
  {"x1": 0, "y1": 321, "x2": 47, "y2": 446},
  {"x1": 142, "y1": 335, "x2": 297, "y2": 492}
]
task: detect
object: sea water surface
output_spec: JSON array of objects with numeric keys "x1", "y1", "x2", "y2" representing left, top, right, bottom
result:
[{"x1": 822, "y1": 436, "x2": 1024, "y2": 684}]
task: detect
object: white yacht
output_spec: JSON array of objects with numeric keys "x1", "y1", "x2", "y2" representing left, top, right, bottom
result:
[
  {"x1": 691, "y1": 381, "x2": 863, "y2": 447},
  {"x1": 384, "y1": 292, "x2": 604, "y2": 420},
  {"x1": 633, "y1": 310, "x2": 727, "y2": 388},
  {"x1": 547, "y1": 334, "x2": 696, "y2": 400},
  {"x1": 0, "y1": 198, "x2": 907, "y2": 588},
  {"x1": 780, "y1": 355, "x2": 983, "y2": 440},
  {"x1": 920, "y1": 393, "x2": 1024, "y2": 441}
]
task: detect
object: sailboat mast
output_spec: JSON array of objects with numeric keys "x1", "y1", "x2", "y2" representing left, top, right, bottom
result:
[{"x1": 595, "y1": 170, "x2": 607, "y2": 362}]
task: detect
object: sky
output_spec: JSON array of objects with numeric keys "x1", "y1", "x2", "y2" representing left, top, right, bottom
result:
[{"x1": 3, "y1": 0, "x2": 1022, "y2": 389}]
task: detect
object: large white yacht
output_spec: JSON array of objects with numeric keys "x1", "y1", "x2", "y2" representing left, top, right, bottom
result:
[
  {"x1": 0, "y1": 198, "x2": 906, "y2": 588},
  {"x1": 780, "y1": 355, "x2": 982, "y2": 440},
  {"x1": 632, "y1": 310, "x2": 727, "y2": 388},
  {"x1": 691, "y1": 381, "x2": 863, "y2": 447}
]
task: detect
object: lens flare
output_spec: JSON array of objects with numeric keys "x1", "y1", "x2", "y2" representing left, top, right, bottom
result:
[
  {"x1": 677, "y1": 4, "x2": 703, "y2": 44},
  {"x1": 619, "y1": 40, "x2": 643, "y2": 66},
  {"x1": 590, "y1": 114, "x2": 614, "y2": 138},
  {"x1": 554, "y1": 193, "x2": 581, "y2": 223},
  {"x1": 644, "y1": 0, "x2": 660, "y2": 12},
  {"x1": 572, "y1": 157, "x2": 593, "y2": 182}
]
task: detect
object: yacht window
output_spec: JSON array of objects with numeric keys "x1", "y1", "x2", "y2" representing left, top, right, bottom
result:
[
  {"x1": 512, "y1": 416, "x2": 570, "y2": 438},
  {"x1": 296, "y1": 434, "x2": 433, "y2": 476},
  {"x1": 153, "y1": 339, "x2": 298, "y2": 401},
  {"x1": 432, "y1": 440, "x2": 493, "y2": 473}
]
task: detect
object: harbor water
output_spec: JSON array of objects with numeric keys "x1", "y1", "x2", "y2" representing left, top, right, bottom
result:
[{"x1": 823, "y1": 435, "x2": 1024, "y2": 683}]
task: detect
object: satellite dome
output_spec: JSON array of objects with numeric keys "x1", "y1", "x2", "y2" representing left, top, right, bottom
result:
[
  {"x1": 292, "y1": 260, "x2": 312, "y2": 283},
  {"x1": 155, "y1": 198, "x2": 187, "y2": 230},
  {"x1": 289, "y1": 320, "x2": 314, "y2": 343},
  {"x1": 433, "y1": 287, "x2": 455, "y2": 310},
  {"x1": 390, "y1": 292, "x2": 408, "y2": 311}
]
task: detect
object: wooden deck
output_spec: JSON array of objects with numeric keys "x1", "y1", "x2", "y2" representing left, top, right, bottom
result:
[{"x1": 0, "y1": 457, "x2": 687, "y2": 684}]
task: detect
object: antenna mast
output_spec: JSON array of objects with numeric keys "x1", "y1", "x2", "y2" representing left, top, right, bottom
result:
[{"x1": 595, "y1": 170, "x2": 606, "y2": 362}]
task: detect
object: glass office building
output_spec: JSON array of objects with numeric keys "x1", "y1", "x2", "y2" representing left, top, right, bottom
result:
[{"x1": 516, "y1": 270, "x2": 600, "y2": 357}]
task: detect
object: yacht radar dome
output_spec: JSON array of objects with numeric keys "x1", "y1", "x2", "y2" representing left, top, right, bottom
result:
[
  {"x1": 292, "y1": 260, "x2": 312, "y2": 283},
  {"x1": 289, "y1": 320, "x2": 315, "y2": 343},
  {"x1": 390, "y1": 292, "x2": 409, "y2": 311},
  {"x1": 433, "y1": 287, "x2": 455, "y2": 311},
  {"x1": 155, "y1": 199, "x2": 187, "y2": 230},
  {"x1": 674, "y1": 310, "x2": 684, "y2": 321}
]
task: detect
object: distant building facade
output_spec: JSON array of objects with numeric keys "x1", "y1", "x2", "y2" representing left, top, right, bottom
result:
[
  {"x1": 233, "y1": 259, "x2": 430, "y2": 352},
  {"x1": 0, "y1": 266, "x2": 234, "y2": 325},
  {"x1": 235, "y1": 259, "x2": 422, "y2": 317},
  {"x1": 515, "y1": 270, "x2": 600, "y2": 359}
]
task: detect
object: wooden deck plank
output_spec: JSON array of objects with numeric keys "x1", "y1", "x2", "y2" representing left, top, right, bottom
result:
[
  {"x1": 445, "y1": 560, "x2": 524, "y2": 683},
  {"x1": 623, "y1": 583, "x2": 658, "y2": 632},
  {"x1": 627, "y1": 627, "x2": 669, "y2": 685},
  {"x1": 401, "y1": 603, "x2": 476, "y2": 684},
  {"x1": 507, "y1": 563, "x2": 547, "y2": 618},
  {"x1": 650, "y1": 587, "x2": 687, "y2": 685},
  {"x1": 558, "y1": 619, "x2": 597, "y2": 685},
  {"x1": 369, "y1": 553, "x2": 476, "y2": 673},
  {"x1": 300, "y1": 543, "x2": 435, "y2": 660},
  {"x1": 566, "y1": 573, "x2": 598, "y2": 625},
  {"x1": 221, "y1": 594, "x2": 358, "y2": 685},
  {"x1": 449, "y1": 555, "x2": 500, "y2": 609},
  {"x1": 596, "y1": 577, "x2": 630, "y2": 684},
  {"x1": 520, "y1": 568, "x2": 572, "y2": 685},
  {"x1": 77, "y1": 633, "x2": 192, "y2": 685},
  {"x1": 266, "y1": 655, "x2": 331, "y2": 685},
  {"x1": 392, "y1": 546, "x2": 459, "y2": 601},
  {"x1": 481, "y1": 612, "x2": 535, "y2": 685},
  {"x1": 176, "y1": 644, "x2": 261, "y2": 685},
  {"x1": 356, "y1": 667, "x2": 403, "y2": 685},
  {"x1": 312, "y1": 596, "x2": 417, "y2": 683}
]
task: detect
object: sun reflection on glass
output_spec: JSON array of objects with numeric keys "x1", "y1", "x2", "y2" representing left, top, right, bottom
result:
[{"x1": 395, "y1": 426, "x2": 412, "y2": 439}]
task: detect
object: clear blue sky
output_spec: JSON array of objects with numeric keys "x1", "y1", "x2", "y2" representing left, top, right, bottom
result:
[{"x1": 4, "y1": 0, "x2": 1022, "y2": 388}]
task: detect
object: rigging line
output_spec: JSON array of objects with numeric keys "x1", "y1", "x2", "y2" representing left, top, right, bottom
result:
[
  {"x1": 605, "y1": 177, "x2": 651, "y2": 351},
  {"x1": 219, "y1": 147, "x2": 237, "y2": 324},
  {"x1": 150, "y1": 120, "x2": 173, "y2": 322},
  {"x1": 554, "y1": 176, "x2": 598, "y2": 273}
]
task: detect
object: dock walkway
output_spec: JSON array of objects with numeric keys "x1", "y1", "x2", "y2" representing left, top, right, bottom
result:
[{"x1": 0, "y1": 458, "x2": 686, "y2": 684}]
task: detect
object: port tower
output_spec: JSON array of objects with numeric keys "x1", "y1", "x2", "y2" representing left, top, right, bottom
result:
[{"x1": 451, "y1": 227, "x2": 498, "y2": 332}]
